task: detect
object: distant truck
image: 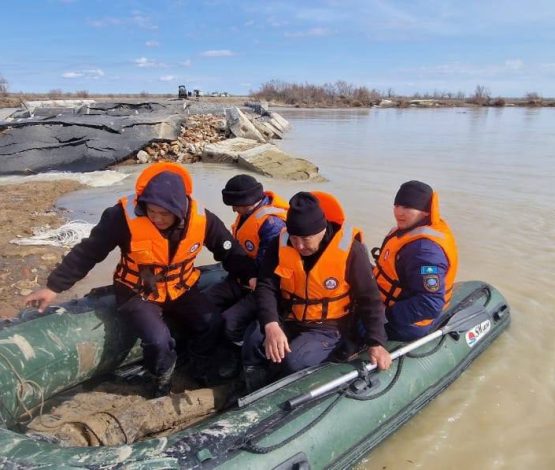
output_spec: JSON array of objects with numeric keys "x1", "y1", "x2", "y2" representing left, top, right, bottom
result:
[{"x1": 178, "y1": 85, "x2": 187, "y2": 98}]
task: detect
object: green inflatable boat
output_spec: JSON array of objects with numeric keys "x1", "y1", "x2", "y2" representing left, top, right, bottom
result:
[{"x1": 0, "y1": 265, "x2": 510, "y2": 469}]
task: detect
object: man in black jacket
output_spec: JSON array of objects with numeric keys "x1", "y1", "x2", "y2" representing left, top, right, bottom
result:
[
  {"x1": 25, "y1": 163, "x2": 257, "y2": 397},
  {"x1": 242, "y1": 192, "x2": 391, "y2": 391}
]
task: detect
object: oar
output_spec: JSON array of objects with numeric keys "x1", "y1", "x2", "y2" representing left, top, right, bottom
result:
[{"x1": 285, "y1": 304, "x2": 491, "y2": 410}]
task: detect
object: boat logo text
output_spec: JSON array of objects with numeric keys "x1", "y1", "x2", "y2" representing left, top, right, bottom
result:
[{"x1": 465, "y1": 320, "x2": 491, "y2": 347}]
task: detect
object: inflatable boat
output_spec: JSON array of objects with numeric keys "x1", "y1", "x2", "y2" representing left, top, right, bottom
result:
[{"x1": 0, "y1": 265, "x2": 510, "y2": 469}]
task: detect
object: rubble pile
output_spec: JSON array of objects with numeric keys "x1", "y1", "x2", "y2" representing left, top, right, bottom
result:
[{"x1": 137, "y1": 114, "x2": 226, "y2": 164}]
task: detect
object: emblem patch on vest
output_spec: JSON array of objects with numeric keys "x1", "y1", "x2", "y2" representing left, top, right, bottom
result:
[
  {"x1": 189, "y1": 243, "x2": 200, "y2": 253},
  {"x1": 223, "y1": 240, "x2": 232, "y2": 250},
  {"x1": 324, "y1": 277, "x2": 339, "y2": 290},
  {"x1": 245, "y1": 240, "x2": 255, "y2": 252},
  {"x1": 423, "y1": 274, "x2": 440, "y2": 292}
]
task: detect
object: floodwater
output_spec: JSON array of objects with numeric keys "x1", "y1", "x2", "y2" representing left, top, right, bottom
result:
[{"x1": 57, "y1": 106, "x2": 554, "y2": 469}]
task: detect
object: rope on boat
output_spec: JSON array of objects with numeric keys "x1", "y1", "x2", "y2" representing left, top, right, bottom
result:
[
  {"x1": 10, "y1": 220, "x2": 94, "y2": 247},
  {"x1": 240, "y1": 392, "x2": 345, "y2": 454},
  {"x1": 0, "y1": 351, "x2": 46, "y2": 423},
  {"x1": 406, "y1": 334, "x2": 447, "y2": 358}
]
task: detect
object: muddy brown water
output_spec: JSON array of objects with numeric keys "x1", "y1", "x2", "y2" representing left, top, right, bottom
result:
[{"x1": 53, "y1": 107, "x2": 554, "y2": 468}]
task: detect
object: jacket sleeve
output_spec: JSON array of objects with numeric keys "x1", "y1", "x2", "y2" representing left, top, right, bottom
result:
[
  {"x1": 254, "y1": 237, "x2": 282, "y2": 328},
  {"x1": 387, "y1": 239, "x2": 448, "y2": 329},
  {"x1": 346, "y1": 240, "x2": 388, "y2": 347},
  {"x1": 256, "y1": 215, "x2": 286, "y2": 267},
  {"x1": 204, "y1": 209, "x2": 257, "y2": 283},
  {"x1": 46, "y1": 204, "x2": 128, "y2": 293}
]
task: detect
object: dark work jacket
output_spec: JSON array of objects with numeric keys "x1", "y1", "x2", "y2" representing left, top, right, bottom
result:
[
  {"x1": 46, "y1": 203, "x2": 258, "y2": 302},
  {"x1": 385, "y1": 237, "x2": 449, "y2": 341},
  {"x1": 255, "y1": 222, "x2": 387, "y2": 347}
]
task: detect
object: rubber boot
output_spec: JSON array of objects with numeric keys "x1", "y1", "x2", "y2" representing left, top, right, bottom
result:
[
  {"x1": 188, "y1": 354, "x2": 214, "y2": 387},
  {"x1": 244, "y1": 365, "x2": 270, "y2": 393},
  {"x1": 218, "y1": 345, "x2": 242, "y2": 380},
  {"x1": 153, "y1": 359, "x2": 176, "y2": 398}
]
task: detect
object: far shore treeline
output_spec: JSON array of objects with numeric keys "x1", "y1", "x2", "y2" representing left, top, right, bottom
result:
[{"x1": 0, "y1": 73, "x2": 553, "y2": 108}]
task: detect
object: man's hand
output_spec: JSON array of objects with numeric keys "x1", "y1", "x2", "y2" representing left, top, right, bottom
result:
[
  {"x1": 263, "y1": 322, "x2": 291, "y2": 363},
  {"x1": 368, "y1": 345, "x2": 392, "y2": 370},
  {"x1": 24, "y1": 288, "x2": 57, "y2": 313},
  {"x1": 247, "y1": 277, "x2": 257, "y2": 291}
]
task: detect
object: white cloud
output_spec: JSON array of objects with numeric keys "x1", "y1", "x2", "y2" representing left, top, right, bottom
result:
[
  {"x1": 135, "y1": 57, "x2": 157, "y2": 68},
  {"x1": 88, "y1": 17, "x2": 122, "y2": 28},
  {"x1": 62, "y1": 71, "x2": 83, "y2": 79},
  {"x1": 284, "y1": 27, "x2": 331, "y2": 38},
  {"x1": 200, "y1": 49, "x2": 235, "y2": 57},
  {"x1": 159, "y1": 75, "x2": 176, "y2": 81},
  {"x1": 61, "y1": 68, "x2": 104, "y2": 79},
  {"x1": 89, "y1": 11, "x2": 157, "y2": 30},
  {"x1": 180, "y1": 59, "x2": 192, "y2": 67},
  {"x1": 145, "y1": 40, "x2": 160, "y2": 48},
  {"x1": 131, "y1": 11, "x2": 158, "y2": 30},
  {"x1": 505, "y1": 59, "x2": 523, "y2": 70}
]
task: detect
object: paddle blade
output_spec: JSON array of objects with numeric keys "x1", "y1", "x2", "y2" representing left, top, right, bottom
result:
[{"x1": 443, "y1": 304, "x2": 491, "y2": 333}]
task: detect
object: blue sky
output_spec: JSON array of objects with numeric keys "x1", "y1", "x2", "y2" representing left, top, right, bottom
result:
[{"x1": 1, "y1": 0, "x2": 554, "y2": 97}]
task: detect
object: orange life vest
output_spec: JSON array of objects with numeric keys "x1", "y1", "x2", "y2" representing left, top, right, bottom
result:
[
  {"x1": 372, "y1": 192, "x2": 458, "y2": 326},
  {"x1": 113, "y1": 162, "x2": 206, "y2": 303},
  {"x1": 231, "y1": 191, "x2": 288, "y2": 258},
  {"x1": 274, "y1": 192, "x2": 363, "y2": 322}
]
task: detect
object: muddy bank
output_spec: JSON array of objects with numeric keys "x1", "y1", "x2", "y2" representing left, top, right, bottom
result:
[{"x1": 0, "y1": 180, "x2": 82, "y2": 318}]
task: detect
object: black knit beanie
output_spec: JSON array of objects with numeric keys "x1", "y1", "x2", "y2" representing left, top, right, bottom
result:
[
  {"x1": 221, "y1": 174, "x2": 264, "y2": 206},
  {"x1": 286, "y1": 192, "x2": 327, "y2": 236},
  {"x1": 394, "y1": 180, "x2": 433, "y2": 211}
]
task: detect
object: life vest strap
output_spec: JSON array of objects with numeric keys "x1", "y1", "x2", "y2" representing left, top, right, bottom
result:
[{"x1": 283, "y1": 291, "x2": 350, "y2": 321}]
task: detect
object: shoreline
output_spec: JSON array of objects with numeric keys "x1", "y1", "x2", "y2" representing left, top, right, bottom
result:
[
  {"x1": 1, "y1": 94, "x2": 554, "y2": 110},
  {"x1": 0, "y1": 180, "x2": 84, "y2": 318}
]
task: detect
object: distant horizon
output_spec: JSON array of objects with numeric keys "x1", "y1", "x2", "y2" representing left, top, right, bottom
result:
[{"x1": 1, "y1": 1, "x2": 554, "y2": 97}]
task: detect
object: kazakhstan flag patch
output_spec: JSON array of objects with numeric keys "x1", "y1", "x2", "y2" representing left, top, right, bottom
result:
[{"x1": 420, "y1": 265, "x2": 439, "y2": 275}]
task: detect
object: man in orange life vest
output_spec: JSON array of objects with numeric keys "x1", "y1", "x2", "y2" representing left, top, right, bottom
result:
[
  {"x1": 208, "y1": 175, "x2": 287, "y2": 349},
  {"x1": 242, "y1": 191, "x2": 391, "y2": 391},
  {"x1": 25, "y1": 163, "x2": 257, "y2": 397},
  {"x1": 372, "y1": 181, "x2": 458, "y2": 341}
]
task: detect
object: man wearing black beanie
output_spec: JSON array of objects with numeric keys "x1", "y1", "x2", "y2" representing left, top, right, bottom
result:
[
  {"x1": 371, "y1": 181, "x2": 459, "y2": 341},
  {"x1": 242, "y1": 191, "x2": 391, "y2": 392},
  {"x1": 205, "y1": 174, "x2": 287, "y2": 377}
]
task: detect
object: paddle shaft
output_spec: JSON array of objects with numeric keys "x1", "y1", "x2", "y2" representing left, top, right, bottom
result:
[
  {"x1": 286, "y1": 329, "x2": 444, "y2": 409},
  {"x1": 285, "y1": 304, "x2": 489, "y2": 410}
]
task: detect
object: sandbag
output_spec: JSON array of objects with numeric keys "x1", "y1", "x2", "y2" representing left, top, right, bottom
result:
[{"x1": 27, "y1": 387, "x2": 228, "y2": 447}]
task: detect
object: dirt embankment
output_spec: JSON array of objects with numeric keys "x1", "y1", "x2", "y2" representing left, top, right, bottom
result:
[{"x1": 0, "y1": 180, "x2": 83, "y2": 318}]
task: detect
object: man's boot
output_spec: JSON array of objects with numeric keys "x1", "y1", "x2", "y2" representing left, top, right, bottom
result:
[
  {"x1": 244, "y1": 365, "x2": 270, "y2": 393},
  {"x1": 218, "y1": 345, "x2": 242, "y2": 379},
  {"x1": 153, "y1": 359, "x2": 176, "y2": 398}
]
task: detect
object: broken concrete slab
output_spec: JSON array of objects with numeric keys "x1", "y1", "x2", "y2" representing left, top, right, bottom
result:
[
  {"x1": 202, "y1": 137, "x2": 325, "y2": 181},
  {"x1": 267, "y1": 111, "x2": 290, "y2": 131},
  {"x1": 225, "y1": 107, "x2": 266, "y2": 142},
  {"x1": 238, "y1": 145, "x2": 325, "y2": 181},
  {"x1": 202, "y1": 137, "x2": 261, "y2": 164}
]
